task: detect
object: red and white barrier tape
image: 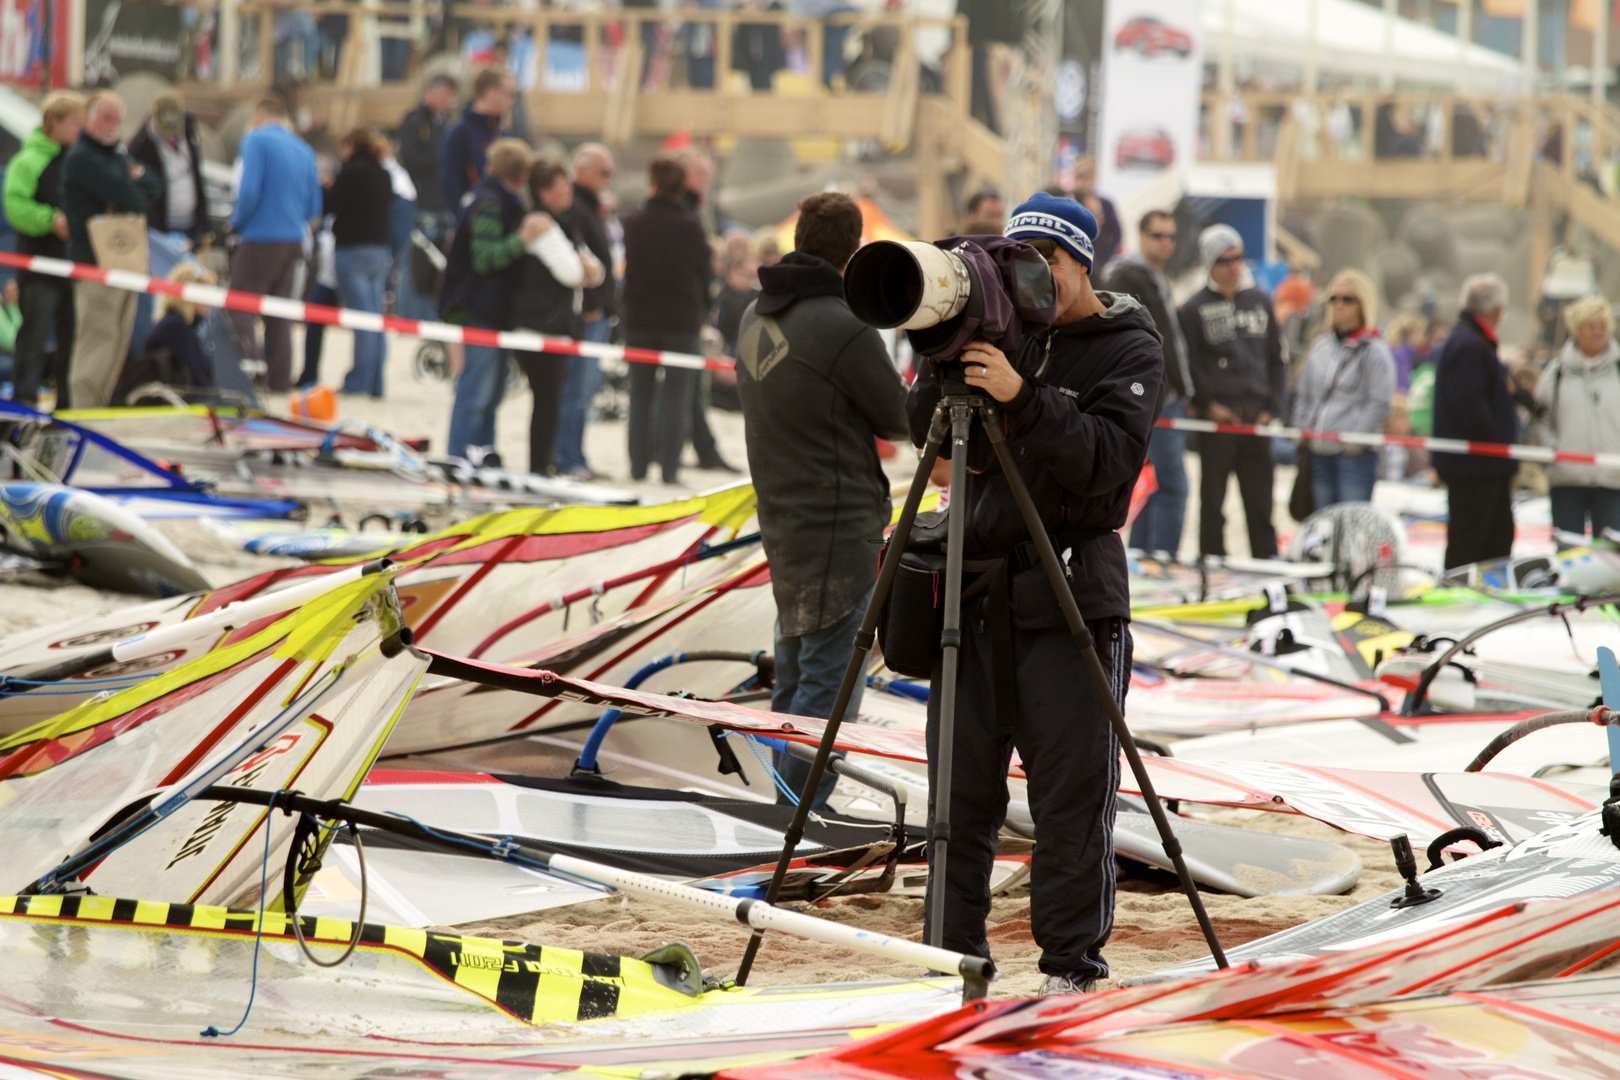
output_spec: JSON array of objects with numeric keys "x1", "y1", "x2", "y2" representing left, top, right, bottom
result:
[
  {"x1": 1158, "y1": 415, "x2": 1620, "y2": 470},
  {"x1": 0, "y1": 250, "x2": 732, "y2": 372}
]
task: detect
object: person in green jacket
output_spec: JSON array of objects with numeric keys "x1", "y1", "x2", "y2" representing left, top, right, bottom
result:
[
  {"x1": 2, "y1": 91, "x2": 84, "y2": 408},
  {"x1": 62, "y1": 90, "x2": 160, "y2": 409}
]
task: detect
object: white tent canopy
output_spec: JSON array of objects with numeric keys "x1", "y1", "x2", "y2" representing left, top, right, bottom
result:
[{"x1": 1208, "y1": 0, "x2": 1521, "y2": 96}]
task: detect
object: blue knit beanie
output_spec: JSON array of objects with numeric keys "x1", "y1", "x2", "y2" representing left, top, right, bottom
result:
[{"x1": 1003, "y1": 193, "x2": 1098, "y2": 271}]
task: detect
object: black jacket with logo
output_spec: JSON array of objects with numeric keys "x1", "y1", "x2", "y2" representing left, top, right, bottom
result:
[
  {"x1": 906, "y1": 292, "x2": 1164, "y2": 626},
  {"x1": 736, "y1": 253, "x2": 909, "y2": 636},
  {"x1": 1178, "y1": 284, "x2": 1285, "y2": 418}
]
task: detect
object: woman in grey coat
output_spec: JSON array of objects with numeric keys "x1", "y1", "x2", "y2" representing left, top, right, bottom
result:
[
  {"x1": 1291, "y1": 269, "x2": 1396, "y2": 509},
  {"x1": 1533, "y1": 295, "x2": 1620, "y2": 537}
]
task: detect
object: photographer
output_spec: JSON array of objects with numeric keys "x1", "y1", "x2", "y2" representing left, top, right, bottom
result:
[
  {"x1": 736, "y1": 192, "x2": 909, "y2": 807},
  {"x1": 907, "y1": 193, "x2": 1163, "y2": 995}
]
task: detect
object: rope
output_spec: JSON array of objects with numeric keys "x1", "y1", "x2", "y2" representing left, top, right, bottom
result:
[
  {"x1": 736, "y1": 733, "x2": 800, "y2": 805},
  {"x1": 201, "y1": 789, "x2": 281, "y2": 1038}
]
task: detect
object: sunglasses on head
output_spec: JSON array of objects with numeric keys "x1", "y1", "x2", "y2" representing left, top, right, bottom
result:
[{"x1": 1327, "y1": 294, "x2": 1360, "y2": 305}]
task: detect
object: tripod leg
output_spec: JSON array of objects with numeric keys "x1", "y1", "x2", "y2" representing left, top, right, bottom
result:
[
  {"x1": 733, "y1": 401, "x2": 950, "y2": 984},
  {"x1": 926, "y1": 398, "x2": 974, "y2": 949},
  {"x1": 979, "y1": 407, "x2": 1229, "y2": 969}
]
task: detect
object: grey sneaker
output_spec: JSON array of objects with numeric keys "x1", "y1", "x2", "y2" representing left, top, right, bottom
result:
[{"x1": 1037, "y1": 973, "x2": 1097, "y2": 996}]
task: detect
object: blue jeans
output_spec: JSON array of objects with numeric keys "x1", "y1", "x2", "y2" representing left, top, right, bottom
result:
[
  {"x1": 1128, "y1": 398, "x2": 1188, "y2": 556},
  {"x1": 334, "y1": 245, "x2": 392, "y2": 397},
  {"x1": 554, "y1": 317, "x2": 609, "y2": 473},
  {"x1": 1550, "y1": 486, "x2": 1620, "y2": 537},
  {"x1": 770, "y1": 589, "x2": 871, "y2": 810},
  {"x1": 446, "y1": 342, "x2": 507, "y2": 459},
  {"x1": 298, "y1": 282, "x2": 339, "y2": 387},
  {"x1": 1311, "y1": 448, "x2": 1379, "y2": 509}
]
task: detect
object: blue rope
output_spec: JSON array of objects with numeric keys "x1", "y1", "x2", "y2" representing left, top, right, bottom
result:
[
  {"x1": 201, "y1": 789, "x2": 281, "y2": 1038},
  {"x1": 735, "y1": 733, "x2": 799, "y2": 805}
]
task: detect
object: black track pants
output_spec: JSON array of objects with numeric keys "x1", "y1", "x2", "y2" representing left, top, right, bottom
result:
[{"x1": 925, "y1": 615, "x2": 1129, "y2": 981}]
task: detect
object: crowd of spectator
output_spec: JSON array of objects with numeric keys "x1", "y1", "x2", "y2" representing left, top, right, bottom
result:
[
  {"x1": 4, "y1": 71, "x2": 1615, "y2": 571},
  {"x1": 1083, "y1": 185, "x2": 1615, "y2": 570}
]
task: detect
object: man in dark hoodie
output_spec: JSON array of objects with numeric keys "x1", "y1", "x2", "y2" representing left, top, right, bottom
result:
[
  {"x1": 1178, "y1": 224, "x2": 1285, "y2": 559},
  {"x1": 735, "y1": 192, "x2": 909, "y2": 807},
  {"x1": 438, "y1": 69, "x2": 515, "y2": 214},
  {"x1": 1433, "y1": 273, "x2": 1517, "y2": 569},
  {"x1": 907, "y1": 192, "x2": 1163, "y2": 996}
]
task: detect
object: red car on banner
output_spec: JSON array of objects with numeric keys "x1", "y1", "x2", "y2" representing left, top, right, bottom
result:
[
  {"x1": 1116, "y1": 127, "x2": 1175, "y2": 170},
  {"x1": 1114, "y1": 16, "x2": 1195, "y2": 58}
]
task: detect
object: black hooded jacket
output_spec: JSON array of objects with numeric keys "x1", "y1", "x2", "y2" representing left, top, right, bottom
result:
[
  {"x1": 736, "y1": 252, "x2": 909, "y2": 636},
  {"x1": 906, "y1": 291, "x2": 1163, "y2": 626}
]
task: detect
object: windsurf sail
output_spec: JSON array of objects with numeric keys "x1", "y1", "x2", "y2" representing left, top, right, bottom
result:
[
  {"x1": 0, "y1": 486, "x2": 758, "y2": 733},
  {"x1": 0, "y1": 400, "x2": 300, "y2": 519},
  {"x1": 724, "y1": 889, "x2": 1620, "y2": 1080},
  {"x1": 59, "y1": 403, "x2": 642, "y2": 508},
  {"x1": 0, "y1": 482, "x2": 212, "y2": 596},
  {"x1": 0, "y1": 895, "x2": 962, "y2": 1052},
  {"x1": 0, "y1": 572, "x2": 425, "y2": 907},
  {"x1": 414, "y1": 648, "x2": 1600, "y2": 852}
]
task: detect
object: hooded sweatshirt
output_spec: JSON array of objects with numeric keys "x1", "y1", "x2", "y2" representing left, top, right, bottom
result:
[
  {"x1": 1178, "y1": 283, "x2": 1285, "y2": 419},
  {"x1": 2, "y1": 129, "x2": 69, "y2": 265},
  {"x1": 736, "y1": 252, "x2": 909, "y2": 636},
  {"x1": 906, "y1": 291, "x2": 1164, "y2": 625},
  {"x1": 738, "y1": 250, "x2": 907, "y2": 641},
  {"x1": 438, "y1": 104, "x2": 507, "y2": 214},
  {"x1": 1534, "y1": 336, "x2": 1620, "y2": 489}
]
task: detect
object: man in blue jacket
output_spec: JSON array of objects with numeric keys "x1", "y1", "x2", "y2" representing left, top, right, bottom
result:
[
  {"x1": 1432, "y1": 273, "x2": 1517, "y2": 569},
  {"x1": 438, "y1": 69, "x2": 516, "y2": 215},
  {"x1": 229, "y1": 95, "x2": 322, "y2": 392}
]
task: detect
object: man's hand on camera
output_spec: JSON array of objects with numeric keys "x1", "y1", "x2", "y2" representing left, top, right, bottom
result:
[{"x1": 961, "y1": 342, "x2": 1022, "y2": 404}]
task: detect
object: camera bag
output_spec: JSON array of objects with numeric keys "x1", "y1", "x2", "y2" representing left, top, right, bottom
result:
[{"x1": 877, "y1": 509, "x2": 1005, "y2": 679}]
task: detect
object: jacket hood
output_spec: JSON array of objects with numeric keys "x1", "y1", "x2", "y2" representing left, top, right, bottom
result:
[
  {"x1": 756, "y1": 251, "x2": 844, "y2": 316},
  {"x1": 24, "y1": 128, "x2": 62, "y2": 156},
  {"x1": 1054, "y1": 290, "x2": 1162, "y2": 345}
]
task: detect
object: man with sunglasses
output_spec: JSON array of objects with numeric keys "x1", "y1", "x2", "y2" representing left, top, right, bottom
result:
[
  {"x1": 907, "y1": 192, "x2": 1164, "y2": 996},
  {"x1": 1178, "y1": 224, "x2": 1285, "y2": 559},
  {"x1": 1103, "y1": 210, "x2": 1194, "y2": 556}
]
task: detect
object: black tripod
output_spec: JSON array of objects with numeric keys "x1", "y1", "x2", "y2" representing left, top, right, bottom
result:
[{"x1": 736, "y1": 381, "x2": 1228, "y2": 982}]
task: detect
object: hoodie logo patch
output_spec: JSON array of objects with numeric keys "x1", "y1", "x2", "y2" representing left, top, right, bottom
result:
[
  {"x1": 1130, "y1": 382, "x2": 1145, "y2": 396},
  {"x1": 738, "y1": 316, "x2": 790, "y2": 382}
]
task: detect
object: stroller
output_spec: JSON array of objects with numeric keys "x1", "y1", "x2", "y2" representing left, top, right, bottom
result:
[{"x1": 407, "y1": 228, "x2": 451, "y2": 382}]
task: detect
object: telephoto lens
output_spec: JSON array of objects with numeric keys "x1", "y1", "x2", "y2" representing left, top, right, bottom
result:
[{"x1": 843, "y1": 240, "x2": 976, "y2": 331}]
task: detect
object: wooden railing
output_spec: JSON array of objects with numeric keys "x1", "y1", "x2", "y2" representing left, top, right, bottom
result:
[
  {"x1": 1200, "y1": 90, "x2": 1620, "y2": 304},
  {"x1": 181, "y1": 3, "x2": 991, "y2": 238}
]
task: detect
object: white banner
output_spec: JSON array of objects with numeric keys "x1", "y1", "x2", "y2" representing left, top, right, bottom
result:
[{"x1": 1097, "y1": 0, "x2": 1204, "y2": 207}]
